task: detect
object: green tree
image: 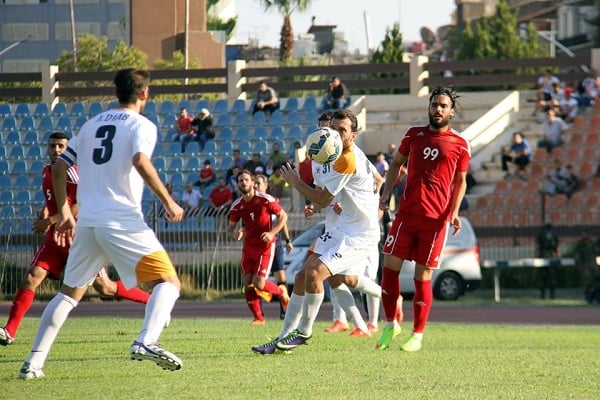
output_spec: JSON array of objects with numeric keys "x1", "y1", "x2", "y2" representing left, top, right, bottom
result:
[
  {"x1": 206, "y1": 0, "x2": 237, "y2": 41},
  {"x1": 368, "y1": 23, "x2": 405, "y2": 94},
  {"x1": 257, "y1": 0, "x2": 312, "y2": 61},
  {"x1": 54, "y1": 33, "x2": 147, "y2": 72}
]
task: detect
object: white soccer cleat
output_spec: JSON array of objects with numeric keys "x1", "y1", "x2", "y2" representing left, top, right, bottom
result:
[{"x1": 130, "y1": 341, "x2": 182, "y2": 371}]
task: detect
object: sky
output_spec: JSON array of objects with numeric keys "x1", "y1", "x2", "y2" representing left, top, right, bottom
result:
[{"x1": 232, "y1": 0, "x2": 456, "y2": 54}]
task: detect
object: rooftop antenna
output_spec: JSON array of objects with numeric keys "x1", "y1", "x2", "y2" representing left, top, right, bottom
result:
[{"x1": 363, "y1": 11, "x2": 372, "y2": 55}]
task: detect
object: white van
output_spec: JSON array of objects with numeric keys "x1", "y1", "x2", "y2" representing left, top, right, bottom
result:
[{"x1": 283, "y1": 216, "x2": 481, "y2": 301}]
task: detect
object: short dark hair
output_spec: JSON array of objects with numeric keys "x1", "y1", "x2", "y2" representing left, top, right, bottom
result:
[
  {"x1": 114, "y1": 68, "x2": 150, "y2": 105},
  {"x1": 318, "y1": 111, "x2": 333, "y2": 123},
  {"x1": 429, "y1": 87, "x2": 459, "y2": 109},
  {"x1": 332, "y1": 109, "x2": 358, "y2": 132},
  {"x1": 49, "y1": 131, "x2": 70, "y2": 141}
]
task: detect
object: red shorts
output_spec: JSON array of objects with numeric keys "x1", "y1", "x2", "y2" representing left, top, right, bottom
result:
[
  {"x1": 240, "y1": 242, "x2": 275, "y2": 278},
  {"x1": 30, "y1": 234, "x2": 70, "y2": 280},
  {"x1": 382, "y1": 212, "x2": 449, "y2": 269}
]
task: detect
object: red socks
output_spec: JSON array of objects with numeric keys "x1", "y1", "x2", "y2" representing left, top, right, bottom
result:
[
  {"x1": 381, "y1": 267, "x2": 400, "y2": 322},
  {"x1": 5, "y1": 287, "x2": 36, "y2": 337},
  {"x1": 262, "y1": 279, "x2": 283, "y2": 296},
  {"x1": 413, "y1": 279, "x2": 433, "y2": 333},
  {"x1": 115, "y1": 281, "x2": 150, "y2": 304},
  {"x1": 244, "y1": 287, "x2": 263, "y2": 321}
]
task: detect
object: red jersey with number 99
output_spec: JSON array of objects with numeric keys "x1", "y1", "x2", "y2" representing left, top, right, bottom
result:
[{"x1": 398, "y1": 125, "x2": 470, "y2": 220}]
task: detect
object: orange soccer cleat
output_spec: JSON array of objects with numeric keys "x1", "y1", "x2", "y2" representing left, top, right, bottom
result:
[{"x1": 324, "y1": 320, "x2": 350, "y2": 333}]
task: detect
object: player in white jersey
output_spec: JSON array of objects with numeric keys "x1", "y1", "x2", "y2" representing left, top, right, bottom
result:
[
  {"x1": 19, "y1": 69, "x2": 185, "y2": 380},
  {"x1": 251, "y1": 109, "x2": 383, "y2": 354}
]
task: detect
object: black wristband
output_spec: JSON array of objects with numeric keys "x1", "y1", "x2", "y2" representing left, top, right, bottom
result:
[{"x1": 285, "y1": 238, "x2": 291, "y2": 244}]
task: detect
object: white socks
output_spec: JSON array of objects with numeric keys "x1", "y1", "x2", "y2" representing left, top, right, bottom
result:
[
  {"x1": 331, "y1": 285, "x2": 369, "y2": 333},
  {"x1": 297, "y1": 292, "x2": 324, "y2": 337},
  {"x1": 137, "y1": 282, "x2": 179, "y2": 344},
  {"x1": 355, "y1": 275, "x2": 382, "y2": 298},
  {"x1": 329, "y1": 285, "x2": 348, "y2": 323},
  {"x1": 278, "y1": 293, "x2": 303, "y2": 339},
  {"x1": 26, "y1": 292, "x2": 78, "y2": 369}
]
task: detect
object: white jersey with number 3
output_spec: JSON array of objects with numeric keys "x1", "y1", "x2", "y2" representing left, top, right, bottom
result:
[{"x1": 60, "y1": 108, "x2": 157, "y2": 229}]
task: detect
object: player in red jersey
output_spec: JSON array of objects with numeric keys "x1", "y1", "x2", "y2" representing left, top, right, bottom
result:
[
  {"x1": 376, "y1": 87, "x2": 471, "y2": 352},
  {"x1": 0, "y1": 132, "x2": 150, "y2": 347},
  {"x1": 227, "y1": 170, "x2": 290, "y2": 324}
]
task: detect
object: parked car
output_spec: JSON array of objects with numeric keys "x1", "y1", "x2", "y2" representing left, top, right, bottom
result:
[{"x1": 283, "y1": 216, "x2": 481, "y2": 301}]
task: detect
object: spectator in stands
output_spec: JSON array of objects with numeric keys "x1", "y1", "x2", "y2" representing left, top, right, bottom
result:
[
  {"x1": 226, "y1": 149, "x2": 247, "y2": 185},
  {"x1": 501, "y1": 131, "x2": 531, "y2": 180},
  {"x1": 385, "y1": 143, "x2": 396, "y2": 165},
  {"x1": 228, "y1": 166, "x2": 241, "y2": 198},
  {"x1": 174, "y1": 107, "x2": 194, "y2": 152},
  {"x1": 268, "y1": 165, "x2": 286, "y2": 199},
  {"x1": 579, "y1": 70, "x2": 599, "y2": 107},
  {"x1": 572, "y1": 229, "x2": 599, "y2": 303},
  {"x1": 537, "y1": 108, "x2": 568, "y2": 154},
  {"x1": 375, "y1": 151, "x2": 389, "y2": 178},
  {"x1": 195, "y1": 159, "x2": 216, "y2": 190},
  {"x1": 203, "y1": 177, "x2": 233, "y2": 217},
  {"x1": 288, "y1": 141, "x2": 302, "y2": 164},
  {"x1": 537, "y1": 69, "x2": 560, "y2": 104},
  {"x1": 252, "y1": 81, "x2": 280, "y2": 116},
  {"x1": 181, "y1": 183, "x2": 203, "y2": 216},
  {"x1": 243, "y1": 153, "x2": 266, "y2": 176},
  {"x1": 325, "y1": 76, "x2": 350, "y2": 110},
  {"x1": 191, "y1": 108, "x2": 215, "y2": 151},
  {"x1": 543, "y1": 159, "x2": 578, "y2": 199},
  {"x1": 268, "y1": 142, "x2": 288, "y2": 167},
  {"x1": 535, "y1": 222, "x2": 560, "y2": 299},
  {"x1": 558, "y1": 87, "x2": 579, "y2": 123}
]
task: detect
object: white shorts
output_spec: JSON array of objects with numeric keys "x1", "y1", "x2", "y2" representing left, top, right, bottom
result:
[
  {"x1": 363, "y1": 247, "x2": 380, "y2": 280},
  {"x1": 63, "y1": 226, "x2": 176, "y2": 289},
  {"x1": 313, "y1": 226, "x2": 377, "y2": 277}
]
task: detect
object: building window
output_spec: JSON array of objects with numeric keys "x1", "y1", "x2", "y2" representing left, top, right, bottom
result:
[
  {"x1": 55, "y1": 22, "x2": 101, "y2": 41},
  {"x1": 2, "y1": 23, "x2": 49, "y2": 41}
]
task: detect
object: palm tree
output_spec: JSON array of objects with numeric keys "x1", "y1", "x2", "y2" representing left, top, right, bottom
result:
[{"x1": 258, "y1": 0, "x2": 311, "y2": 60}]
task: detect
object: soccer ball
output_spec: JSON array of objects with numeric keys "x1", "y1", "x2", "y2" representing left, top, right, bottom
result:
[{"x1": 305, "y1": 127, "x2": 342, "y2": 164}]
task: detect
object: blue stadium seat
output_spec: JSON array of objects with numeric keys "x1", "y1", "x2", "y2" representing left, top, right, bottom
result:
[
  {"x1": 22, "y1": 130, "x2": 39, "y2": 145},
  {"x1": 201, "y1": 141, "x2": 218, "y2": 155},
  {"x1": 73, "y1": 116, "x2": 88, "y2": 130},
  {"x1": 37, "y1": 115, "x2": 54, "y2": 132},
  {"x1": 69, "y1": 102, "x2": 85, "y2": 117},
  {"x1": 31, "y1": 174, "x2": 43, "y2": 188},
  {"x1": 29, "y1": 160, "x2": 45, "y2": 175},
  {"x1": 287, "y1": 125, "x2": 303, "y2": 140},
  {"x1": 26, "y1": 144, "x2": 43, "y2": 160},
  {"x1": 0, "y1": 103, "x2": 11, "y2": 118},
  {"x1": 15, "y1": 190, "x2": 31, "y2": 204},
  {"x1": 55, "y1": 116, "x2": 71, "y2": 131},
  {"x1": 32, "y1": 102, "x2": 50, "y2": 118},
  {"x1": 234, "y1": 126, "x2": 250, "y2": 141},
  {"x1": 164, "y1": 142, "x2": 181, "y2": 157},
  {"x1": 7, "y1": 145, "x2": 24, "y2": 162},
  {"x1": 238, "y1": 140, "x2": 251, "y2": 156},
  {"x1": 215, "y1": 113, "x2": 230, "y2": 127},
  {"x1": 11, "y1": 159, "x2": 27, "y2": 173},
  {"x1": 233, "y1": 112, "x2": 248, "y2": 126},
  {"x1": 270, "y1": 126, "x2": 285, "y2": 141},
  {"x1": 0, "y1": 175, "x2": 11, "y2": 189},
  {"x1": 5, "y1": 130, "x2": 20, "y2": 144},
  {"x1": 0, "y1": 145, "x2": 5, "y2": 160},
  {"x1": 0, "y1": 191, "x2": 14, "y2": 204},
  {"x1": 305, "y1": 110, "x2": 319, "y2": 123},
  {"x1": 14, "y1": 175, "x2": 30, "y2": 188},
  {"x1": 200, "y1": 216, "x2": 216, "y2": 232},
  {"x1": 1, "y1": 116, "x2": 17, "y2": 131},
  {"x1": 253, "y1": 140, "x2": 269, "y2": 154},
  {"x1": 19, "y1": 116, "x2": 35, "y2": 132},
  {"x1": 161, "y1": 114, "x2": 176, "y2": 130},
  {"x1": 0, "y1": 160, "x2": 9, "y2": 175},
  {"x1": 167, "y1": 157, "x2": 184, "y2": 172},
  {"x1": 14, "y1": 103, "x2": 30, "y2": 118},
  {"x1": 185, "y1": 172, "x2": 197, "y2": 185},
  {"x1": 51, "y1": 102, "x2": 68, "y2": 117},
  {"x1": 194, "y1": 99, "x2": 210, "y2": 114},
  {"x1": 106, "y1": 101, "x2": 119, "y2": 111},
  {"x1": 147, "y1": 114, "x2": 160, "y2": 130},
  {"x1": 217, "y1": 127, "x2": 232, "y2": 142},
  {"x1": 250, "y1": 111, "x2": 266, "y2": 126},
  {"x1": 33, "y1": 190, "x2": 45, "y2": 204},
  {"x1": 185, "y1": 157, "x2": 201, "y2": 172},
  {"x1": 17, "y1": 205, "x2": 33, "y2": 217},
  {"x1": 220, "y1": 156, "x2": 233, "y2": 171},
  {"x1": 283, "y1": 97, "x2": 299, "y2": 112},
  {"x1": 170, "y1": 172, "x2": 185, "y2": 188},
  {"x1": 159, "y1": 100, "x2": 175, "y2": 116},
  {"x1": 301, "y1": 96, "x2": 318, "y2": 111},
  {"x1": 253, "y1": 126, "x2": 267, "y2": 139},
  {"x1": 267, "y1": 110, "x2": 284, "y2": 126},
  {"x1": 286, "y1": 110, "x2": 300, "y2": 126},
  {"x1": 219, "y1": 141, "x2": 233, "y2": 156},
  {"x1": 163, "y1": 128, "x2": 177, "y2": 142},
  {"x1": 1, "y1": 205, "x2": 15, "y2": 217},
  {"x1": 153, "y1": 142, "x2": 164, "y2": 157},
  {"x1": 213, "y1": 99, "x2": 229, "y2": 114},
  {"x1": 153, "y1": 157, "x2": 166, "y2": 172},
  {"x1": 185, "y1": 141, "x2": 201, "y2": 155},
  {"x1": 87, "y1": 102, "x2": 103, "y2": 117},
  {"x1": 231, "y1": 99, "x2": 247, "y2": 114},
  {"x1": 143, "y1": 100, "x2": 157, "y2": 116},
  {"x1": 178, "y1": 100, "x2": 191, "y2": 112}
]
